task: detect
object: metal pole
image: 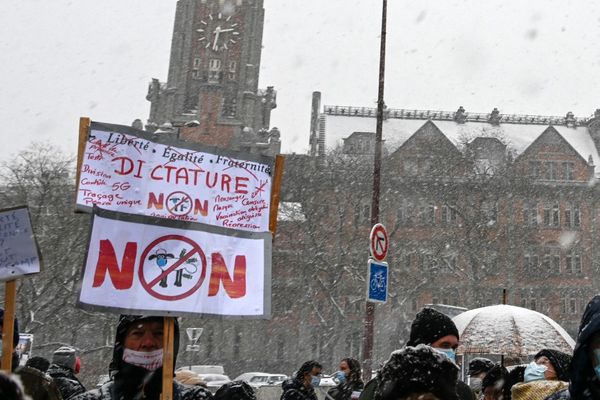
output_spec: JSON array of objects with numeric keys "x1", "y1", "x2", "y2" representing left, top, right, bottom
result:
[{"x1": 362, "y1": 0, "x2": 387, "y2": 383}]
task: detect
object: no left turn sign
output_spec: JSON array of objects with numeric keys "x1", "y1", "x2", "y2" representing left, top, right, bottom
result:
[{"x1": 370, "y1": 223, "x2": 389, "y2": 261}]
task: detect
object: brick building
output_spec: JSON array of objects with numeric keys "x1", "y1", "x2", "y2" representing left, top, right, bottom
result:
[
  {"x1": 145, "y1": 0, "x2": 280, "y2": 156},
  {"x1": 308, "y1": 99, "x2": 600, "y2": 341}
]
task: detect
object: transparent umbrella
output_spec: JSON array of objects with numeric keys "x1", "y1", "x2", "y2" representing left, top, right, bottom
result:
[{"x1": 452, "y1": 305, "x2": 575, "y2": 358}]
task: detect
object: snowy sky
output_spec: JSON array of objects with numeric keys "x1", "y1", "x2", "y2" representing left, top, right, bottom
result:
[{"x1": 2, "y1": 0, "x2": 600, "y2": 161}]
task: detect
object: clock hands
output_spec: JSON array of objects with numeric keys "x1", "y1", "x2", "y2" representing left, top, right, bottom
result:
[{"x1": 211, "y1": 26, "x2": 238, "y2": 50}]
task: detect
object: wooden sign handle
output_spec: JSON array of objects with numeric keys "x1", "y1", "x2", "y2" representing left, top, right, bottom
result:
[
  {"x1": 1, "y1": 280, "x2": 17, "y2": 371},
  {"x1": 75, "y1": 117, "x2": 91, "y2": 210},
  {"x1": 269, "y1": 155, "x2": 285, "y2": 235},
  {"x1": 161, "y1": 317, "x2": 175, "y2": 400}
]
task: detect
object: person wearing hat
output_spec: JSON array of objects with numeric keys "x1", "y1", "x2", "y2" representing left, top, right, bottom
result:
[
  {"x1": 213, "y1": 381, "x2": 256, "y2": 400},
  {"x1": 468, "y1": 357, "x2": 495, "y2": 397},
  {"x1": 15, "y1": 356, "x2": 63, "y2": 400},
  {"x1": 360, "y1": 307, "x2": 476, "y2": 400},
  {"x1": 47, "y1": 346, "x2": 86, "y2": 399},
  {"x1": 480, "y1": 364, "x2": 509, "y2": 400},
  {"x1": 71, "y1": 315, "x2": 212, "y2": 400},
  {"x1": 510, "y1": 349, "x2": 571, "y2": 400},
  {"x1": 373, "y1": 344, "x2": 460, "y2": 400}
]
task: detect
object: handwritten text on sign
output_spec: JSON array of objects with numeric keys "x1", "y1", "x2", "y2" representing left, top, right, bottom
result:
[
  {"x1": 78, "y1": 208, "x2": 271, "y2": 317},
  {"x1": 76, "y1": 123, "x2": 274, "y2": 232},
  {"x1": 0, "y1": 207, "x2": 40, "y2": 281}
]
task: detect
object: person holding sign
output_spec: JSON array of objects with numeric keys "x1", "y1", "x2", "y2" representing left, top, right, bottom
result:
[{"x1": 71, "y1": 315, "x2": 212, "y2": 400}]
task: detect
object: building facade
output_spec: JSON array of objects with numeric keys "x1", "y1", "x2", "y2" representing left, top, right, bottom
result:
[
  {"x1": 307, "y1": 99, "x2": 600, "y2": 340},
  {"x1": 146, "y1": 0, "x2": 280, "y2": 156}
]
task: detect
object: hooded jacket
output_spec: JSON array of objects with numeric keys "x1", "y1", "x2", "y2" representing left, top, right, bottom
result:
[
  {"x1": 280, "y1": 378, "x2": 318, "y2": 400},
  {"x1": 70, "y1": 315, "x2": 212, "y2": 400},
  {"x1": 47, "y1": 362, "x2": 86, "y2": 400},
  {"x1": 568, "y1": 295, "x2": 600, "y2": 400}
]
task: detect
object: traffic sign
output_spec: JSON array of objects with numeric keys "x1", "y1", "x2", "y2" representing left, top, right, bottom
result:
[
  {"x1": 186, "y1": 327, "x2": 203, "y2": 343},
  {"x1": 367, "y1": 259, "x2": 388, "y2": 303},
  {"x1": 186, "y1": 345, "x2": 200, "y2": 352},
  {"x1": 369, "y1": 223, "x2": 389, "y2": 261}
]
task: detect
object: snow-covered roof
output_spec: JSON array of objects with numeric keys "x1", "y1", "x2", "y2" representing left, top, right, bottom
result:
[
  {"x1": 321, "y1": 110, "x2": 600, "y2": 175},
  {"x1": 452, "y1": 304, "x2": 575, "y2": 357}
]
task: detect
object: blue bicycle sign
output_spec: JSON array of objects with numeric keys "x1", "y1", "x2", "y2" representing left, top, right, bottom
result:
[{"x1": 367, "y1": 260, "x2": 388, "y2": 303}]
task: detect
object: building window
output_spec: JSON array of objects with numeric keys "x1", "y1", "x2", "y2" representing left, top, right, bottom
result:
[
  {"x1": 522, "y1": 200, "x2": 538, "y2": 226},
  {"x1": 543, "y1": 202, "x2": 560, "y2": 227},
  {"x1": 442, "y1": 205, "x2": 458, "y2": 225},
  {"x1": 545, "y1": 162, "x2": 557, "y2": 180},
  {"x1": 524, "y1": 251, "x2": 539, "y2": 273},
  {"x1": 355, "y1": 203, "x2": 370, "y2": 225},
  {"x1": 482, "y1": 201, "x2": 498, "y2": 225},
  {"x1": 193, "y1": 57, "x2": 202, "y2": 69},
  {"x1": 542, "y1": 247, "x2": 560, "y2": 275},
  {"x1": 228, "y1": 72, "x2": 236, "y2": 80},
  {"x1": 565, "y1": 203, "x2": 581, "y2": 229},
  {"x1": 418, "y1": 203, "x2": 435, "y2": 225},
  {"x1": 209, "y1": 59, "x2": 222, "y2": 70},
  {"x1": 529, "y1": 161, "x2": 541, "y2": 178},
  {"x1": 562, "y1": 162, "x2": 575, "y2": 180},
  {"x1": 228, "y1": 61, "x2": 237, "y2": 72},
  {"x1": 565, "y1": 249, "x2": 582, "y2": 274},
  {"x1": 192, "y1": 70, "x2": 202, "y2": 79}
]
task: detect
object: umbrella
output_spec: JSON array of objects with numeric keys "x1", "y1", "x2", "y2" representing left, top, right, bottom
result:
[{"x1": 452, "y1": 305, "x2": 575, "y2": 358}]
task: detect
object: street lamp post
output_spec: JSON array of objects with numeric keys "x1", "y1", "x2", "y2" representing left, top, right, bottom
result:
[{"x1": 362, "y1": 0, "x2": 387, "y2": 382}]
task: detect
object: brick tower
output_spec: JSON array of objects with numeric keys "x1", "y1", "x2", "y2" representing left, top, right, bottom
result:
[{"x1": 146, "y1": 0, "x2": 280, "y2": 155}]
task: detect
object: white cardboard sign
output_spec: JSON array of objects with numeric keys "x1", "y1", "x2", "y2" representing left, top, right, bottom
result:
[
  {"x1": 78, "y1": 208, "x2": 271, "y2": 317},
  {"x1": 0, "y1": 206, "x2": 41, "y2": 281},
  {"x1": 76, "y1": 122, "x2": 274, "y2": 232}
]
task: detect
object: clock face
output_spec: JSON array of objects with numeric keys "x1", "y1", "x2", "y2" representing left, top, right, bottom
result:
[{"x1": 197, "y1": 13, "x2": 241, "y2": 52}]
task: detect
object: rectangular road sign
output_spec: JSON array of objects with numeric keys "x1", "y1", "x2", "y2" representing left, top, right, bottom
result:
[{"x1": 367, "y1": 259, "x2": 388, "y2": 303}]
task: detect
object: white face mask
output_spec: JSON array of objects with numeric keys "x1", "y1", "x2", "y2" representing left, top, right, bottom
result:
[{"x1": 122, "y1": 348, "x2": 163, "y2": 371}]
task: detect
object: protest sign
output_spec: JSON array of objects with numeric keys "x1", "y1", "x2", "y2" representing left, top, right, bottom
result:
[
  {"x1": 76, "y1": 120, "x2": 276, "y2": 233},
  {"x1": 17, "y1": 333, "x2": 34, "y2": 366},
  {"x1": 78, "y1": 207, "x2": 271, "y2": 317},
  {"x1": 0, "y1": 206, "x2": 41, "y2": 281}
]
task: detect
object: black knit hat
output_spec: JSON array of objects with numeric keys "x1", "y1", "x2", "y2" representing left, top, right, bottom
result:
[
  {"x1": 469, "y1": 357, "x2": 495, "y2": 375},
  {"x1": 214, "y1": 381, "x2": 256, "y2": 400},
  {"x1": 535, "y1": 349, "x2": 572, "y2": 382},
  {"x1": 374, "y1": 345, "x2": 459, "y2": 400},
  {"x1": 0, "y1": 309, "x2": 20, "y2": 349},
  {"x1": 52, "y1": 346, "x2": 77, "y2": 371},
  {"x1": 481, "y1": 364, "x2": 507, "y2": 390},
  {"x1": 406, "y1": 307, "x2": 459, "y2": 346}
]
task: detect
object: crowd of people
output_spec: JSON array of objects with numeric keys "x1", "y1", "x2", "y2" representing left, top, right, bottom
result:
[{"x1": 2, "y1": 295, "x2": 600, "y2": 400}]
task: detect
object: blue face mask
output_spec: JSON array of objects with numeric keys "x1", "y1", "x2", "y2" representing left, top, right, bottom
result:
[
  {"x1": 334, "y1": 371, "x2": 347, "y2": 384},
  {"x1": 524, "y1": 361, "x2": 548, "y2": 382},
  {"x1": 434, "y1": 347, "x2": 456, "y2": 363},
  {"x1": 593, "y1": 349, "x2": 600, "y2": 379},
  {"x1": 311, "y1": 375, "x2": 321, "y2": 387}
]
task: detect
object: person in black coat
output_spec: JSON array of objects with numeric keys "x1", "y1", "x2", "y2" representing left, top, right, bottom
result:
[
  {"x1": 47, "y1": 346, "x2": 86, "y2": 400},
  {"x1": 359, "y1": 307, "x2": 476, "y2": 400},
  {"x1": 545, "y1": 295, "x2": 600, "y2": 400},
  {"x1": 70, "y1": 315, "x2": 212, "y2": 400},
  {"x1": 280, "y1": 360, "x2": 322, "y2": 400},
  {"x1": 328, "y1": 358, "x2": 364, "y2": 400}
]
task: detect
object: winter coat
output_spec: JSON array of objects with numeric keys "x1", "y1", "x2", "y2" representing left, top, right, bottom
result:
[
  {"x1": 280, "y1": 378, "x2": 318, "y2": 400},
  {"x1": 15, "y1": 365, "x2": 63, "y2": 400},
  {"x1": 70, "y1": 379, "x2": 211, "y2": 400},
  {"x1": 357, "y1": 376, "x2": 474, "y2": 400},
  {"x1": 544, "y1": 388, "x2": 570, "y2": 400},
  {"x1": 511, "y1": 381, "x2": 569, "y2": 400},
  {"x1": 326, "y1": 379, "x2": 364, "y2": 400},
  {"x1": 70, "y1": 315, "x2": 212, "y2": 400},
  {"x1": 47, "y1": 363, "x2": 86, "y2": 400},
  {"x1": 569, "y1": 295, "x2": 600, "y2": 400}
]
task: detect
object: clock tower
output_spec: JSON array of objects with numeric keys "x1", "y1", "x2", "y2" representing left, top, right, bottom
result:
[{"x1": 146, "y1": 0, "x2": 280, "y2": 155}]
